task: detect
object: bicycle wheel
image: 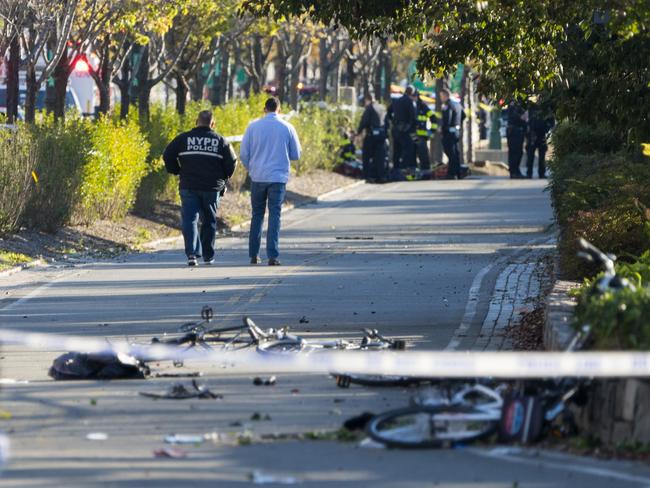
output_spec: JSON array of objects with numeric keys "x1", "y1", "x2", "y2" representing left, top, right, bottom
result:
[{"x1": 367, "y1": 405, "x2": 498, "y2": 449}]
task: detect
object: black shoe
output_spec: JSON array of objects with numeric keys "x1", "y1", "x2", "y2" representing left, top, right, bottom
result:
[
  {"x1": 250, "y1": 256, "x2": 261, "y2": 264},
  {"x1": 525, "y1": 174, "x2": 533, "y2": 179},
  {"x1": 268, "y1": 258, "x2": 281, "y2": 266},
  {"x1": 187, "y1": 256, "x2": 198, "y2": 267}
]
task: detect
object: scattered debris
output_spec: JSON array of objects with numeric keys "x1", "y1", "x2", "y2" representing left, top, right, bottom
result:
[
  {"x1": 249, "y1": 470, "x2": 299, "y2": 485},
  {"x1": 298, "y1": 316, "x2": 309, "y2": 324},
  {"x1": 85, "y1": 432, "x2": 108, "y2": 441},
  {"x1": 0, "y1": 410, "x2": 12, "y2": 420},
  {"x1": 153, "y1": 372, "x2": 203, "y2": 379},
  {"x1": 139, "y1": 380, "x2": 222, "y2": 400},
  {"x1": 49, "y1": 351, "x2": 149, "y2": 380},
  {"x1": 358, "y1": 438, "x2": 385, "y2": 449},
  {"x1": 153, "y1": 447, "x2": 188, "y2": 459},
  {"x1": 290, "y1": 388, "x2": 300, "y2": 394},
  {"x1": 253, "y1": 376, "x2": 276, "y2": 386},
  {"x1": 335, "y1": 236, "x2": 374, "y2": 240},
  {"x1": 250, "y1": 412, "x2": 272, "y2": 421},
  {"x1": 164, "y1": 434, "x2": 204, "y2": 445},
  {"x1": 329, "y1": 408, "x2": 342, "y2": 416},
  {"x1": 89, "y1": 399, "x2": 98, "y2": 406}
]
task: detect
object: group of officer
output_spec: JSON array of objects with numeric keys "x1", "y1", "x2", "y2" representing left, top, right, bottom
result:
[
  {"x1": 506, "y1": 101, "x2": 555, "y2": 179},
  {"x1": 354, "y1": 85, "x2": 465, "y2": 182}
]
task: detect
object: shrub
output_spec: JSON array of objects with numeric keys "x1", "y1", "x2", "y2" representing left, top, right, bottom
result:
[
  {"x1": 75, "y1": 116, "x2": 150, "y2": 223},
  {"x1": 24, "y1": 115, "x2": 90, "y2": 232},
  {"x1": 574, "y1": 252, "x2": 650, "y2": 349},
  {"x1": 291, "y1": 105, "x2": 350, "y2": 175},
  {"x1": 548, "y1": 122, "x2": 650, "y2": 278},
  {"x1": 0, "y1": 125, "x2": 37, "y2": 234},
  {"x1": 550, "y1": 120, "x2": 623, "y2": 161}
]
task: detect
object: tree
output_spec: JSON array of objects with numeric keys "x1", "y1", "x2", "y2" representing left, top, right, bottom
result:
[
  {"x1": 316, "y1": 24, "x2": 350, "y2": 101},
  {"x1": 167, "y1": 0, "x2": 238, "y2": 114},
  {"x1": 243, "y1": 0, "x2": 650, "y2": 143},
  {"x1": 239, "y1": 17, "x2": 276, "y2": 95},
  {"x1": 14, "y1": 0, "x2": 79, "y2": 122},
  {"x1": 275, "y1": 17, "x2": 314, "y2": 107}
]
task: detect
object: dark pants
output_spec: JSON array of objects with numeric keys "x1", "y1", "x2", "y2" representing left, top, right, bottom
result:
[
  {"x1": 391, "y1": 129, "x2": 416, "y2": 169},
  {"x1": 526, "y1": 141, "x2": 548, "y2": 177},
  {"x1": 180, "y1": 189, "x2": 220, "y2": 260},
  {"x1": 362, "y1": 133, "x2": 387, "y2": 181},
  {"x1": 416, "y1": 137, "x2": 430, "y2": 170},
  {"x1": 442, "y1": 132, "x2": 461, "y2": 178},
  {"x1": 249, "y1": 182, "x2": 286, "y2": 260},
  {"x1": 507, "y1": 129, "x2": 525, "y2": 176}
]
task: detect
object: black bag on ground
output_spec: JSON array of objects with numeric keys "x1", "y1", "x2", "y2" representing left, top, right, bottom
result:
[{"x1": 48, "y1": 351, "x2": 150, "y2": 380}]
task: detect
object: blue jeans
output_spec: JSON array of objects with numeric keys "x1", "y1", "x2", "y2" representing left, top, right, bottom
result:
[
  {"x1": 249, "y1": 182, "x2": 286, "y2": 260},
  {"x1": 180, "y1": 189, "x2": 220, "y2": 260}
]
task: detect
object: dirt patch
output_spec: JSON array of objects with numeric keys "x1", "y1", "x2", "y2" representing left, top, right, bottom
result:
[{"x1": 0, "y1": 170, "x2": 359, "y2": 264}]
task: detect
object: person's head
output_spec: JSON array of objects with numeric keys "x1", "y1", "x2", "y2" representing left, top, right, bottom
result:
[
  {"x1": 363, "y1": 92, "x2": 374, "y2": 106},
  {"x1": 196, "y1": 110, "x2": 214, "y2": 128},
  {"x1": 404, "y1": 85, "x2": 416, "y2": 99},
  {"x1": 264, "y1": 96, "x2": 280, "y2": 114},
  {"x1": 439, "y1": 88, "x2": 450, "y2": 103}
]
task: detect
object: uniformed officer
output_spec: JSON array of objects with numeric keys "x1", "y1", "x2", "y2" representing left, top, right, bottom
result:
[
  {"x1": 163, "y1": 110, "x2": 238, "y2": 266},
  {"x1": 525, "y1": 103, "x2": 554, "y2": 179},
  {"x1": 387, "y1": 85, "x2": 417, "y2": 170},
  {"x1": 414, "y1": 91, "x2": 437, "y2": 171},
  {"x1": 357, "y1": 92, "x2": 388, "y2": 183},
  {"x1": 506, "y1": 101, "x2": 527, "y2": 179},
  {"x1": 439, "y1": 88, "x2": 463, "y2": 179}
]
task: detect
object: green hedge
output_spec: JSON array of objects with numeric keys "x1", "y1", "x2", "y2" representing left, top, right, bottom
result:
[
  {"x1": 574, "y1": 252, "x2": 650, "y2": 349},
  {"x1": 76, "y1": 116, "x2": 150, "y2": 223},
  {"x1": 0, "y1": 125, "x2": 36, "y2": 234},
  {"x1": 0, "y1": 97, "x2": 352, "y2": 235},
  {"x1": 549, "y1": 122, "x2": 650, "y2": 277},
  {"x1": 0, "y1": 114, "x2": 149, "y2": 234}
]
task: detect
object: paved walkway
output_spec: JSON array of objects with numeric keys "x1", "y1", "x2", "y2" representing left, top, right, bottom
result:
[{"x1": 2, "y1": 176, "x2": 648, "y2": 486}]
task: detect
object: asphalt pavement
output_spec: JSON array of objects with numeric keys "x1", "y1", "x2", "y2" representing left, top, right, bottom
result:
[{"x1": 1, "y1": 175, "x2": 649, "y2": 487}]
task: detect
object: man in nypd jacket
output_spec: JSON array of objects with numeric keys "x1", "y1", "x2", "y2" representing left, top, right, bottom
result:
[{"x1": 163, "y1": 110, "x2": 237, "y2": 266}]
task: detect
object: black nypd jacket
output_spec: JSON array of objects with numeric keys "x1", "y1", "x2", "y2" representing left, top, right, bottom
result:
[{"x1": 163, "y1": 126, "x2": 237, "y2": 192}]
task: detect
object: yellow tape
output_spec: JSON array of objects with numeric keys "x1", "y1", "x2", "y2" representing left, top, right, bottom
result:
[
  {"x1": 31, "y1": 171, "x2": 39, "y2": 184},
  {"x1": 642, "y1": 143, "x2": 650, "y2": 156}
]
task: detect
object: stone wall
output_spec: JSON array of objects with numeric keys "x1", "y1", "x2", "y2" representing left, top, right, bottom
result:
[{"x1": 544, "y1": 279, "x2": 650, "y2": 446}]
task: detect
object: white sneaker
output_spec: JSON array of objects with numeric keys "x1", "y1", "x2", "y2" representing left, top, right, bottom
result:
[
  {"x1": 204, "y1": 258, "x2": 215, "y2": 265},
  {"x1": 187, "y1": 256, "x2": 198, "y2": 267}
]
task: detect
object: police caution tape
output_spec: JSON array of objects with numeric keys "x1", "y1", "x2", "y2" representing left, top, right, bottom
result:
[{"x1": 1, "y1": 328, "x2": 650, "y2": 378}]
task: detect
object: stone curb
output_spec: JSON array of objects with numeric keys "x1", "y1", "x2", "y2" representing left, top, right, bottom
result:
[
  {"x1": 0, "y1": 258, "x2": 46, "y2": 278},
  {"x1": 542, "y1": 279, "x2": 580, "y2": 351}
]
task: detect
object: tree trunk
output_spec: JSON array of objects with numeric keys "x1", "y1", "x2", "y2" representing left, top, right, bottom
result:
[
  {"x1": 431, "y1": 78, "x2": 444, "y2": 164},
  {"x1": 6, "y1": 36, "x2": 20, "y2": 123},
  {"x1": 318, "y1": 38, "x2": 328, "y2": 100},
  {"x1": 289, "y1": 66, "x2": 299, "y2": 109},
  {"x1": 136, "y1": 44, "x2": 151, "y2": 122},
  {"x1": 276, "y1": 56, "x2": 287, "y2": 103},
  {"x1": 53, "y1": 61, "x2": 71, "y2": 120},
  {"x1": 345, "y1": 54, "x2": 355, "y2": 87},
  {"x1": 24, "y1": 64, "x2": 38, "y2": 124},
  {"x1": 175, "y1": 72, "x2": 187, "y2": 115}
]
